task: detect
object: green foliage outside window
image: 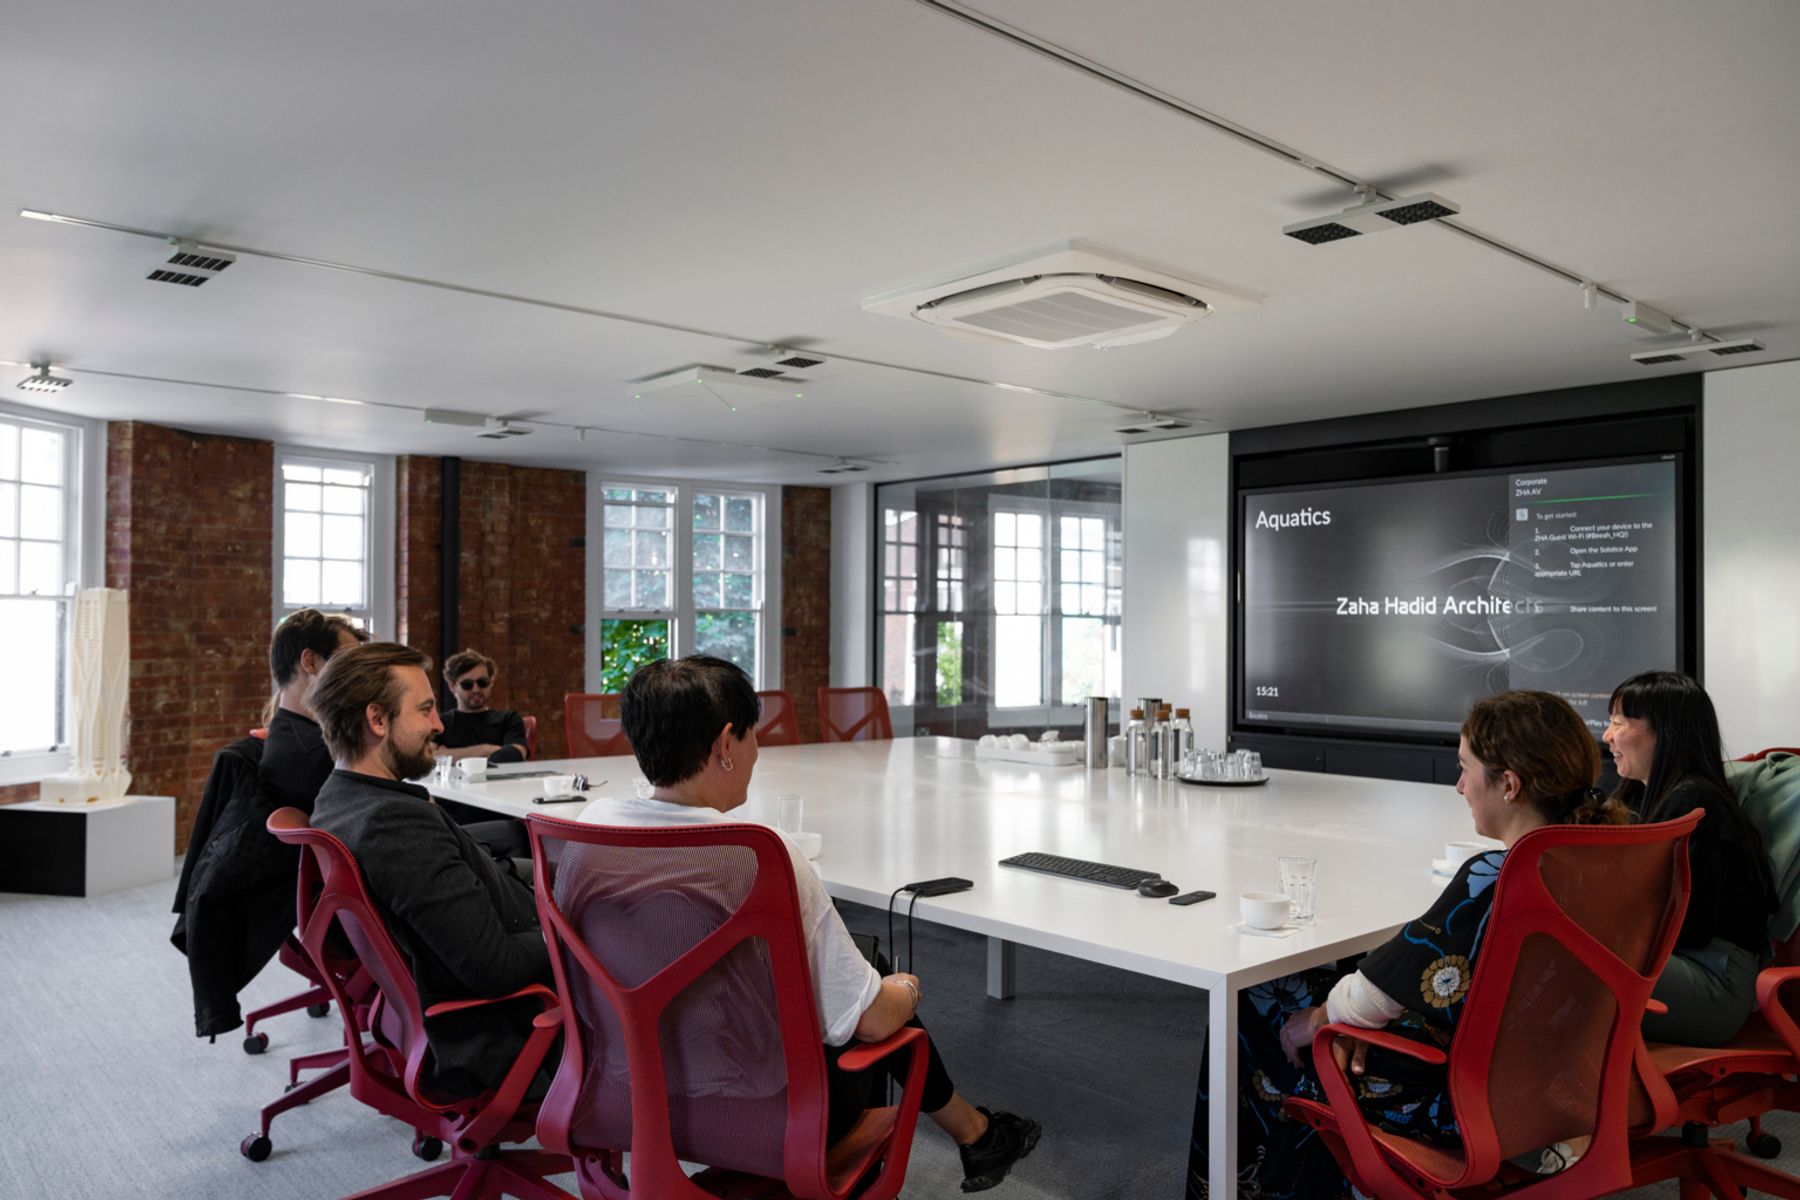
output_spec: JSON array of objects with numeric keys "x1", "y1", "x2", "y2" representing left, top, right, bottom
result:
[
  {"x1": 599, "y1": 618, "x2": 669, "y2": 692},
  {"x1": 936, "y1": 621, "x2": 963, "y2": 707}
]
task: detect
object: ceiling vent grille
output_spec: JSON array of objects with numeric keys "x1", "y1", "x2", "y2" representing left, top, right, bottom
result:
[
  {"x1": 864, "y1": 240, "x2": 1258, "y2": 350},
  {"x1": 147, "y1": 241, "x2": 235, "y2": 287}
]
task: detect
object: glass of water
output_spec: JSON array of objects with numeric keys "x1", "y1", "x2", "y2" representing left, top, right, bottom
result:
[
  {"x1": 433, "y1": 753, "x2": 454, "y2": 784},
  {"x1": 1279, "y1": 855, "x2": 1317, "y2": 923},
  {"x1": 775, "y1": 793, "x2": 805, "y2": 834}
]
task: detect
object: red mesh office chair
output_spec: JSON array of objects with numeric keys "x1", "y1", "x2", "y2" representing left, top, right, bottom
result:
[
  {"x1": 817, "y1": 688, "x2": 893, "y2": 744},
  {"x1": 1286, "y1": 810, "x2": 1701, "y2": 1200},
  {"x1": 261, "y1": 808, "x2": 575, "y2": 1199},
  {"x1": 1625, "y1": 748, "x2": 1800, "y2": 1197},
  {"x1": 755, "y1": 689, "x2": 801, "y2": 746},
  {"x1": 526, "y1": 815, "x2": 929, "y2": 1200},
  {"x1": 564, "y1": 694, "x2": 632, "y2": 757},
  {"x1": 523, "y1": 714, "x2": 540, "y2": 759},
  {"x1": 1739, "y1": 747, "x2": 1800, "y2": 761}
]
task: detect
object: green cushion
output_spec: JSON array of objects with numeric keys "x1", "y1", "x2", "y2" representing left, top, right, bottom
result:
[{"x1": 1731, "y1": 752, "x2": 1800, "y2": 942}]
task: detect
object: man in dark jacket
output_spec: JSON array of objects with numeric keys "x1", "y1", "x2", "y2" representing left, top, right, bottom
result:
[
  {"x1": 306, "y1": 641, "x2": 551, "y2": 1098},
  {"x1": 171, "y1": 609, "x2": 367, "y2": 1038}
]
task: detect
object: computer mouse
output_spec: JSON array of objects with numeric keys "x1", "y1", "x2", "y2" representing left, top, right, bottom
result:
[{"x1": 1138, "y1": 878, "x2": 1180, "y2": 898}]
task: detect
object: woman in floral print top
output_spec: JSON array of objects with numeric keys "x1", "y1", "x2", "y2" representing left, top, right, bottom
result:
[{"x1": 1188, "y1": 691, "x2": 1632, "y2": 1200}]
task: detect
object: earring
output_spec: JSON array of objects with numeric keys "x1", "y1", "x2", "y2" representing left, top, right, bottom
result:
[{"x1": 721, "y1": 755, "x2": 735, "y2": 773}]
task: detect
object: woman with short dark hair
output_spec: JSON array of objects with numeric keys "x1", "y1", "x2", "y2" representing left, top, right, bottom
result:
[
  {"x1": 578, "y1": 655, "x2": 1043, "y2": 1193},
  {"x1": 438, "y1": 648, "x2": 530, "y2": 764},
  {"x1": 1606, "y1": 670, "x2": 1775, "y2": 1046},
  {"x1": 1188, "y1": 690, "x2": 1633, "y2": 1198}
]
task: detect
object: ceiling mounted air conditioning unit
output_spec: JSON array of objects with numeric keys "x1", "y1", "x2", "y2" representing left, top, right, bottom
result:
[{"x1": 863, "y1": 240, "x2": 1259, "y2": 350}]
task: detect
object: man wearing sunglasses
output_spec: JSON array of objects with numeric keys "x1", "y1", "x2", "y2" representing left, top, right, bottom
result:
[{"x1": 437, "y1": 648, "x2": 531, "y2": 765}]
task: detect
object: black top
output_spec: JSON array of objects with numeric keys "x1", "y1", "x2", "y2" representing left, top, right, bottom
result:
[
  {"x1": 1648, "y1": 779, "x2": 1775, "y2": 956},
  {"x1": 311, "y1": 769, "x2": 552, "y2": 1097},
  {"x1": 261, "y1": 707, "x2": 335, "y2": 813},
  {"x1": 439, "y1": 708, "x2": 528, "y2": 764}
]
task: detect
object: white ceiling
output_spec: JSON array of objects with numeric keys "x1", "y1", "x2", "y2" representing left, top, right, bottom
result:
[{"x1": 4, "y1": 0, "x2": 1796, "y2": 484}]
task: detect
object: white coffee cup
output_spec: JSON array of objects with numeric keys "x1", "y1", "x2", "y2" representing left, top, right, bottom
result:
[
  {"x1": 1443, "y1": 840, "x2": 1487, "y2": 868},
  {"x1": 459, "y1": 755, "x2": 488, "y2": 779},
  {"x1": 541, "y1": 775, "x2": 576, "y2": 799},
  {"x1": 1239, "y1": 891, "x2": 1291, "y2": 930},
  {"x1": 791, "y1": 830, "x2": 823, "y2": 860}
]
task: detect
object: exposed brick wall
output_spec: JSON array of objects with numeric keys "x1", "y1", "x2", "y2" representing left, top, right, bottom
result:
[
  {"x1": 0, "y1": 783, "x2": 39, "y2": 806},
  {"x1": 107, "y1": 422, "x2": 273, "y2": 851},
  {"x1": 781, "y1": 486, "x2": 832, "y2": 743},
  {"x1": 394, "y1": 458, "x2": 587, "y2": 760},
  {"x1": 395, "y1": 456, "x2": 442, "y2": 659}
]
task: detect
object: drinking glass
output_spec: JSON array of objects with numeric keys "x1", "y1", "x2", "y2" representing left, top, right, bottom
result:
[
  {"x1": 433, "y1": 753, "x2": 454, "y2": 783},
  {"x1": 633, "y1": 779, "x2": 655, "y2": 800},
  {"x1": 1242, "y1": 751, "x2": 1263, "y2": 778},
  {"x1": 775, "y1": 793, "x2": 805, "y2": 834},
  {"x1": 1279, "y1": 855, "x2": 1317, "y2": 923}
]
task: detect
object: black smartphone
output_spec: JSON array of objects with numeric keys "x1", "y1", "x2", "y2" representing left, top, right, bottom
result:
[
  {"x1": 1170, "y1": 890, "x2": 1216, "y2": 906},
  {"x1": 903, "y1": 876, "x2": 975, "y2": 897}
]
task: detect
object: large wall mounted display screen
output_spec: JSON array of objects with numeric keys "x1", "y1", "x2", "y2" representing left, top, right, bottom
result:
[{"x1": 1238, "y1": 457, "x2": 1679, "y2": 739}]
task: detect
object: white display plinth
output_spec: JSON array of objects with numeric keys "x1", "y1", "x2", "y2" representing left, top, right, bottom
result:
[{"x1": 0, "y1": 795, "x2": 175, "y2": 897}]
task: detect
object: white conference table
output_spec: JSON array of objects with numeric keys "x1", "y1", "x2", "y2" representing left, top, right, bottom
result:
[{"x1": 432, "y1": 737, "x2": 1484, "y2": 1199}]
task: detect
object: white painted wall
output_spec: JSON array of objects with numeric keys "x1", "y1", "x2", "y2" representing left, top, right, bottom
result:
[
  {"x1": 829, "y1": 482, "x2": 872, "y2": 686},
  {"x1": 1121, "y1": 433, "x2": 1232, "y2": 747},
  {"x1": 1703, "y1": 360, "x2": 1800, "y2": 756}
]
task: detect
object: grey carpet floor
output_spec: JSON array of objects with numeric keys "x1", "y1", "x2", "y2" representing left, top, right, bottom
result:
[{"x1": 1, "y1": 873, "x2": 1792, "y2": 1198}]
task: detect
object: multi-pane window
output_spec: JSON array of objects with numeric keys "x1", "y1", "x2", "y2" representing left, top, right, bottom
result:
[
  {"x1": 1057, "y1": 515, "x2": 1122, "y2": 705},
  {"x1": 593, "y1": 481, "x2": 774, "y2": 693},
  {"x1": 0, "y1": 414, "x2": 76, "y2": 755},
  {"x1": 991, "y1": 511, "x2": 1046, "y2": 707},
  {"x1": 880, "y1": 509, "x2": 919, "y2": 705},
  {"x1": 933, "y1": 514, "x2": 966, "y2": 707},
  {"x1": 280, "y1": 459, "x2": 373, "y2": 624},
  {"x1": 600, "y1": 486, "x2": 675, "y2": 691},
  {"x1": 692, "y1": 490, "x2": 762, "y2": 679}
]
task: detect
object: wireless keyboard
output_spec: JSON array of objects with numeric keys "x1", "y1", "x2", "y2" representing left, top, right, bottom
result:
[{"x1": 998, "y1": 851, "x2": 1163, "y2": 889}]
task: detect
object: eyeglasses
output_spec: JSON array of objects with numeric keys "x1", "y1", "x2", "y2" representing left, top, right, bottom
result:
[{"x1": 458, "y1": 677, "x2": 491, "y2": 690}]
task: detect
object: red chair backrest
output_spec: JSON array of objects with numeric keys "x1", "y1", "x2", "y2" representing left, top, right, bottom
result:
[
  {"x1": 522, "y1": 714, "x2": 540, "y2": 760},
  {"x1": 755, "y1": 689, "x2": 801, "y2": 746},
  {"x1": 564, "y1": 693, "x2": 632, "y2": 757},
  {"x1": 1739, "y1": 748, "x2": 1800, "y2": 762},
  {"x1": 268, "y1": 807, "x2": 442, "y2": 1110},
  {"x1": 817, "y1": 687, "x2": 893, "y2": 743},
  {"x1": 1443, "y1": 810, "x2": 1700, "y2": 1187},
  {"x1": 526, "y1": 816, "x2": 837, "y2": 1199}
]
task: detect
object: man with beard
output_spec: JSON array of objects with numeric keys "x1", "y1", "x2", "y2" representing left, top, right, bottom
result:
[{"x1": 307, "y1": 642, "x2": 551, "y2": 1098}]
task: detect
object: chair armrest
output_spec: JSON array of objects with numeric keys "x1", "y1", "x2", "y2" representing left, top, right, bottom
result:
[
  {"x1": 1645, "y1": 998, "x2": 1669, "y2": 1015},
  {"x1": 835, "y1": 1025, "x2": 927, "y2": 1073},
  {"x1": 424, "y1": 983, "x2": 558, "y2": 1019},
  {"x1": 1313, "y1": 1022, "x2": 1448, "y2": 1067},
  {"x1": 1756, "y1": 966, "x2": 1800, "y2": 1060}
]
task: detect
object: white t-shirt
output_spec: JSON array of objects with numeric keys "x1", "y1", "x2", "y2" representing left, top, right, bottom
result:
[{"x1": 576, "y1": 794, "x2": 883, "y2": 1047}]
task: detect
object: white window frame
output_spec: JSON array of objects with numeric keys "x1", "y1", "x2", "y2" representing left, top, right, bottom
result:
[
  {"x1": 584, "y1": 475, "x2": 782, "y2": 691},
  {"x1": 0, "y1": 400, "x2": 104, "y2": 785},
  {"x1": 985, "y1": 495, "x2": 1121, "y2": 725},
  {"x1": 272, "y1": 447, "x2": 395, "y2": 637}
]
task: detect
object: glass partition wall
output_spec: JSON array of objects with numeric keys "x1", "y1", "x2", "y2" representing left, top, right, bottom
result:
[{"x1": 875, "y1": 457, "x2": 1122, "y2": 739}]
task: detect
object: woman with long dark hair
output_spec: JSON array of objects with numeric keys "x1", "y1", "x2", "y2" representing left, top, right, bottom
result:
[{"x1": 1606, "y1": 670, "x2": 1775, "y2": 1046}]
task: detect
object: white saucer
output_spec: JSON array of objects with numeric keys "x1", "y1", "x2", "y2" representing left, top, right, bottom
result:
[{"x1": 1230, "y1": 921, "x2": 1299, "y2": 939}]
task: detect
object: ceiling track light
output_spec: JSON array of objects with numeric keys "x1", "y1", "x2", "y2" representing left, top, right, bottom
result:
[
  {"x1": 17, "y1": 363, "x2": 73, "y2": 392},
  {"x1": 1113, "y1": 413, "x2": 1194, "y2": 435},
  {"x1": 1631, "y1": 338, "x2": 1766, "y2": 366},
  {"x1": 817, "y1": 458, "x2": 870, "y2": 474}
]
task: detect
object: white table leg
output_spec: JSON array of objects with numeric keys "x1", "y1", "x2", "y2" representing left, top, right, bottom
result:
[
  {"x1": 986, "y1": 937, "x2": 1016, "y2": 999},
  {"x1": 1207, "y1": 982, "x2": 1238, "y2": 1200}
]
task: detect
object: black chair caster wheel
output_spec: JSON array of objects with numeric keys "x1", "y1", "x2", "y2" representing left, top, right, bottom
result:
[
  {"x1": 1748, "y1": 1132, "x2": 1782, "y2": 1159},
  {"x1": 241, "y1": 1134, "x2": 272, "y2": 1162},
  {"x1": 413, "y1": 1134, "x2": 443, "y2": 1161},
  {"x1": 242, "y1": 1032, "x2": 269, "y2": 1055},
  {"x1": 306, "y1": 1002, "x2": 330, "y2": 1018}
]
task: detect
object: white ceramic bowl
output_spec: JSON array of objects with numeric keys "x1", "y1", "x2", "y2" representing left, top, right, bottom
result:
[
  {"x1": 541, "y1": 774, "x2": 577, "y2": 798},
  {"x1": 1239, "y1": 891, "x2": 1291, "y2": 930}
]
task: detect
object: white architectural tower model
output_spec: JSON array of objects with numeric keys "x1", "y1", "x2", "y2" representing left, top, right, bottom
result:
[{"x1": 41, "y1": 588, "x2": 133, "y2": 806}]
